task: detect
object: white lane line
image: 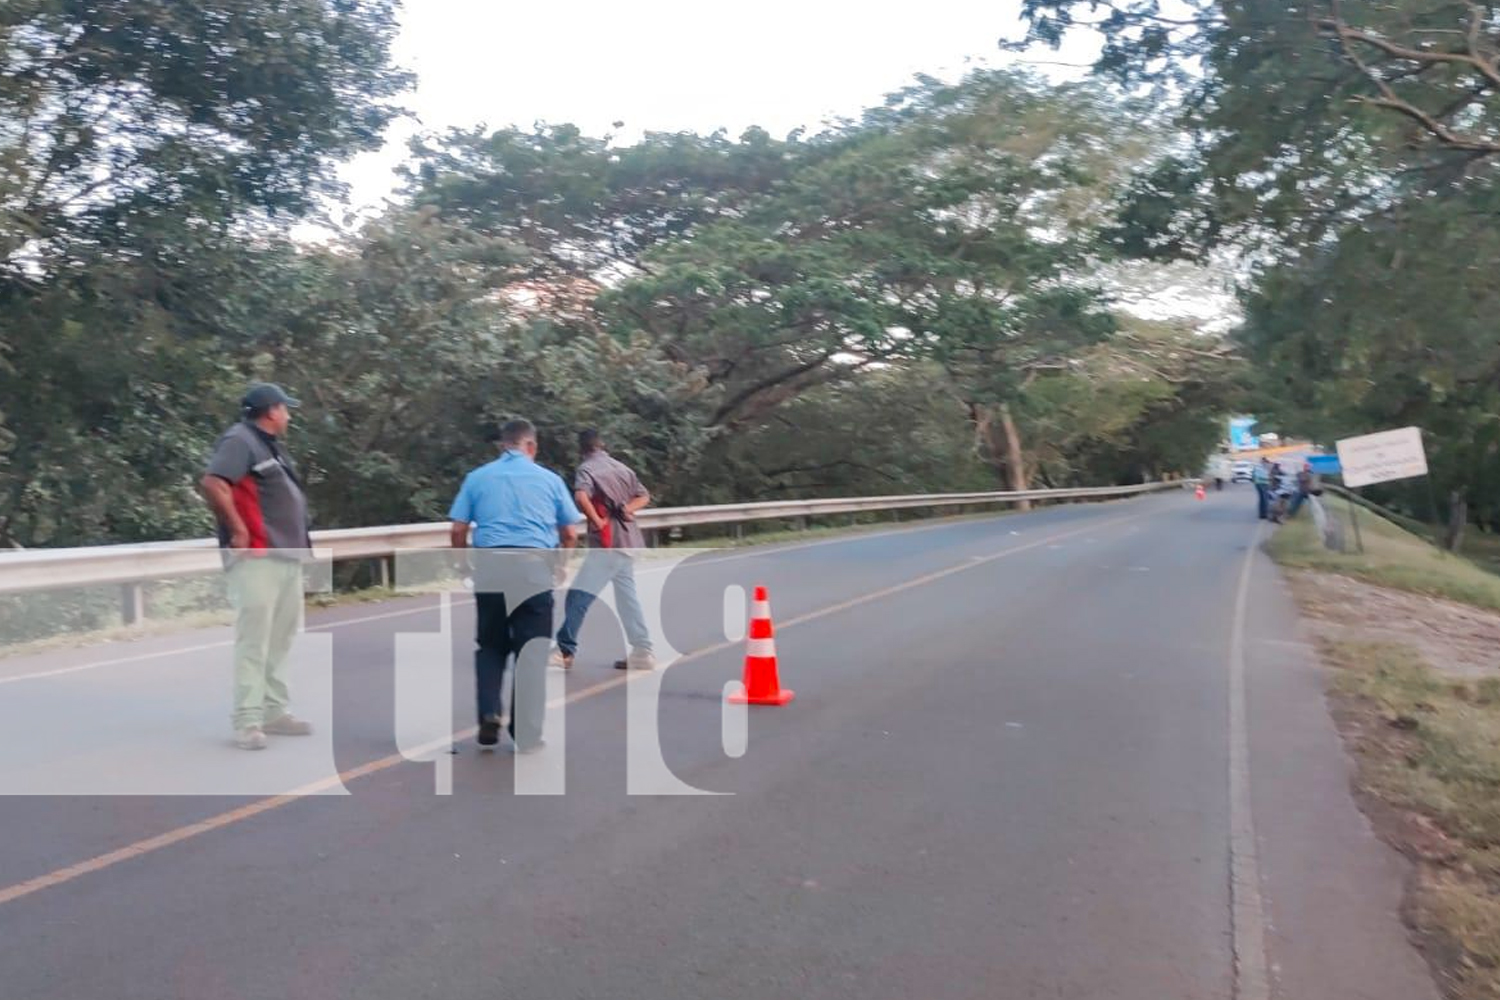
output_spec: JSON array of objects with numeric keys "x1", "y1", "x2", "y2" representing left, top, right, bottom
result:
[
  {"x1": 0, "y1": 599, "x2": 478, "y2": 687},
  {"x1": 0, "y1": 507, "x2": 1154, "y2": 909},
  {"x1": 1229, "y1": 523, "x2": 1271, "y2": 1000},
  {"x1": 0, "y1": 638, "x2": 240, "y2": 686}
]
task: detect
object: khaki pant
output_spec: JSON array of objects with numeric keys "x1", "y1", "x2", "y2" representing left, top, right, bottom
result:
[{"x1": 227, "y1": 557, "x2": 304, "y2": 729}]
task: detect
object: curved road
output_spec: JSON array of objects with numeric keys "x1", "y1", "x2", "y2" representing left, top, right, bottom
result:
[{"x1": 0, "y1": 492, "x2": 1440, "y2": 1000}]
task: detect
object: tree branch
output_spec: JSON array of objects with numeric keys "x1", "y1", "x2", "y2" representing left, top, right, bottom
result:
[{"x1": 1316, "y1": 7, "x2": 1500, "y2": 91}]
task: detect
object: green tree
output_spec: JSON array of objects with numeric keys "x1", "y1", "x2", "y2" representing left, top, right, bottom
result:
[
  {"x1": 2, "y1": 0, "x2": 409, "y2": 274},
  {"x1": 0, "y1": 0, "x2": 409, "y2": 547},
  {"x1": 605, "y1": 72, "x2": 1154, "y2": 494},
  {"x1": 1010, "y1": 0, "x2": 1500, "y2": 536},
  {"x1": 1239, "y1": 190, "x2": 1500, "y2": 530}
]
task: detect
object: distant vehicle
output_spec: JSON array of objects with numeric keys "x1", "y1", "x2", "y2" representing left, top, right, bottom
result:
[{"x1": 1231, "y1": 460, "x2": 1255, "y2": 483}]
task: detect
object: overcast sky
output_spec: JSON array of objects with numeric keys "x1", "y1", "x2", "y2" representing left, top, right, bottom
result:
[
  {"x1": 314, "y1": 2, "x2": 1230, "y2": 323},
  {"x1": 329, "y1": 0, "x2": 1095, "y2": 220}
]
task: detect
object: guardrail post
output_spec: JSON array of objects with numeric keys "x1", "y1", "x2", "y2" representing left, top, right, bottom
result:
[
  {"x1": 121, "y1": 582, "x2": 146, "y2": 627},
  {"x1": 378, "y1": 556, "x2": 392, "y2": 590}
]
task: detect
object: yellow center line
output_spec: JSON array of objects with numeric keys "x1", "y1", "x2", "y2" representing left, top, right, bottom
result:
[{"x1": 0, "y1": 508, "x2": 1150, "y2": 908}]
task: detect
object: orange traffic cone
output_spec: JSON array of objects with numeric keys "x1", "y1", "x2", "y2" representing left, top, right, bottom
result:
[
  {"x1": 1195, "y1": 483, "x2": 1206, "y2": 500},
  {"x1": 728, "y1": 585, "x2": 794, "y2": 706}
]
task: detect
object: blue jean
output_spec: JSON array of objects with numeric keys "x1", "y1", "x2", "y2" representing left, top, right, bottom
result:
[
  {"x1": 1287, "y1": 490, "x2": 1307, "y2": 518},
  {"x1": 556, "y1": 549, "x2": 651, "y2": 657},
  {"x1": 1255, "y1": 484, "x2": 1269, "y2": 519}
]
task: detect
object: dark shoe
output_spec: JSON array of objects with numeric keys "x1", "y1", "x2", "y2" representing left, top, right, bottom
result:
[{"x1": 477, "y1": 717, "x2": 502, "y2": 748}]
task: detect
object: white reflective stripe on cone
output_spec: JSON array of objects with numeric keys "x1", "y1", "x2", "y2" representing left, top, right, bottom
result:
[
  {"x1": 750, "y1": 600, "x2": 771, "y2": 619},
  {"x1": 745, "y1": 637, "x2": 777, "y2": 658}
]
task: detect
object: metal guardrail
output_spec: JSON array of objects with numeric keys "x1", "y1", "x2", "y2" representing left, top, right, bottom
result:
[
  {"x1": 0, "y1": 482, "x2": 1182, "y2": 611},
  {"x1": 1320, "y1": 483, "x2": 1434, "y2": 537}
]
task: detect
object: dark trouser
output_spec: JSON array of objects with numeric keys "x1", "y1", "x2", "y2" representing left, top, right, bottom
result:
[
  {"x1": 1255, "y1": 484, "x2": 1269, "y2": 519},
  {"x1": 473, "y1": 552, "x2": 554, "y2": 748},
  {"x1": 1287, "y1": 490, "x2": 1307, "y2": 518}
]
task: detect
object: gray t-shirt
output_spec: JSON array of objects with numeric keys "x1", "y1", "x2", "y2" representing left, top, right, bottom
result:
[
  {"x1": 574, "y1": 450, "x2": 648, "y2": 549},
  {"x1": 205, "y1": 421, "x2": 312, "y2": 556}
]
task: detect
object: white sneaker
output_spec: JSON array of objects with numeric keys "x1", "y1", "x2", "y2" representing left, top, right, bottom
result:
[
  {"x1": 547, "y1": 649, "x2": 574, "y2": 669},
  {"x1": 621, "y1": 649, "x2": 657, "y2": 671},
  {"x1": 235, "y1": 726, "x2": 268, "y2": 751}
]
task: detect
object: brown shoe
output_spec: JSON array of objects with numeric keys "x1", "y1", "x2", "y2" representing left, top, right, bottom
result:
[{"x1": 263, "y1": 713, "x2": 313, "y2": 736}]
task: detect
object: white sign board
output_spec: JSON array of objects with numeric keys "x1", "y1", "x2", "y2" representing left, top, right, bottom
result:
[{"x1": 1335, "y1": 426, "x2": 1428, "y2": 488}]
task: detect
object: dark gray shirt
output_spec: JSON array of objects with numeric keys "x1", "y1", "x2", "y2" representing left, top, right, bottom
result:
[
  {"x1": 205, "y1": 421, "x2": 312, "y2": 555},
  {"x1": 574, "y1": 450, "x2": 648, "y2": 549}
]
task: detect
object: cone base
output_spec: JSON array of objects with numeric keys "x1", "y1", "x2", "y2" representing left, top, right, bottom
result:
[{"x1": 727, "y1": 689, "x2": 795, "y2": 706}]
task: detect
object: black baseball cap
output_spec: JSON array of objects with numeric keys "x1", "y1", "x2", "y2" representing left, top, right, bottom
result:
[{"x1": 241, "y1": 383, "x2": 301, "y2": 411}]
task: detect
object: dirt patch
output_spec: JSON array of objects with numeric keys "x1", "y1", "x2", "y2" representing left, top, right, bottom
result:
[{"x1": 1290, "y1": 570, "x2": 1500, "y2": 678}]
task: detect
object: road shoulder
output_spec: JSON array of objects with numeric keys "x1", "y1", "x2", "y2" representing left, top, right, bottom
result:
[{"x1": 1268, "y1": 508, "x2": 1500, "y2": 1000}]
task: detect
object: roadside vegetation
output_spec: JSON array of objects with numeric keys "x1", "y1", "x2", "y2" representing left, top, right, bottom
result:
[
  {"x1": 1271, "y1": 500, "x2": 1500, "y2": 999},
  {"x1": 1268, "y1": 496, "x2": 1500, "y2": 612}
]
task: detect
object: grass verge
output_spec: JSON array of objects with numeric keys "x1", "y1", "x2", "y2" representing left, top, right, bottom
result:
[
  {"x1": 1463, "y1": 531, "x2": 1500, "y2": 579},
  {"x1": 1271, "y1": 494, "x2": 1500, "y2": 999},
  {"x1": 1267, "y1": 495, "x2": 1500, "y2": 612},
  {"x1": 1324, "y1": 641, "x2": 1500, "y2": 1000}
]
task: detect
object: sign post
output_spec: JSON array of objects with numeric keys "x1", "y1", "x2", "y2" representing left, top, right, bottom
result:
[
  {"x1": 1334, "y1": 427, "x2": 1430, "y2": 555},
  {"x1": 1347, "y1": 494, "x2": 1365, "y2": 555}
]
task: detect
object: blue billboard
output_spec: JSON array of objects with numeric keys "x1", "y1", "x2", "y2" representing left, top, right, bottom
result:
[{"x1": 1228, "y1": 416, "x2": 1259, "y2": 451}]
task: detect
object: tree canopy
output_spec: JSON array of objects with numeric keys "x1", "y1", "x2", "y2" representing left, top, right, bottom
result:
[
  {"x1": 1, "y1": 14, "x2": 1240, "y2": 549},
  {"x1": 1010, "y1": 0, "x2": 1500, "y2": 536}
]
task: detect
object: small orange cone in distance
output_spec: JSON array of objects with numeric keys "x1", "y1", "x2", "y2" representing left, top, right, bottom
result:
[
  {"x1": 728, "y1": 585, "x2": 794, "y2": 706},
  {"x1": 1195, "y1": 483, "x2": 1206, "y2": 500}
]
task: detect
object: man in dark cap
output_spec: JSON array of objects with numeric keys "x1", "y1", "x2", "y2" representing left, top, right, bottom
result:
[{"x1": 199, "y1": 383, "x2": 314, "y2": 751}]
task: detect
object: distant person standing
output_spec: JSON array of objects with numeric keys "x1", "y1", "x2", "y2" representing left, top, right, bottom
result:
[
  {"x1": 1210, "y1": 454, "x2": 1230, "y2": 492},
  {"x1": 1287, "y1": 463, "x2": 1321, "y2": 519},
  {"x1": 551, "y1": 429, "x2": 656, "y2": 671},
  {"x1": 199, "y1": 383, "x2": 314, "y2": 751},
  {"x1": 1252, "y1": 457, "x2": 1273, "y2": 520},
  {"x1": 450, "y1": 420, "x2": 584, "y2": 752}
]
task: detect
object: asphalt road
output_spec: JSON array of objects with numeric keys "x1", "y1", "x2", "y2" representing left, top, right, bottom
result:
[{"x1": 0, "y1": 490, "x2": 1441, "y2": 1000}]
